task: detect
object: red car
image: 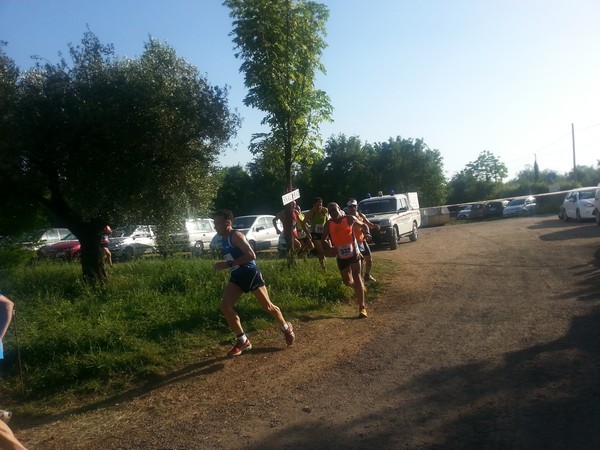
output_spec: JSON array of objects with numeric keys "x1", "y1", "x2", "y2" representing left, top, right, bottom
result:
[{"x1": 37, "y1": 233, "x2": 81, "y2": 261}]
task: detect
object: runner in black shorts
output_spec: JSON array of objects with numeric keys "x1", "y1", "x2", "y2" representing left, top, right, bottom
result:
[
  {"x1": 346, "y1": 198, "x2": 380, "y2": 282},
  {"x1": 322, "y1": 202, "x2": 370, "y2": 318},
  {"x1": 213, "y1": 209, "x2": 296, "y2": 356},
  {"x1": 229, "y1": 265, "x2": 266, "y2": 293}
]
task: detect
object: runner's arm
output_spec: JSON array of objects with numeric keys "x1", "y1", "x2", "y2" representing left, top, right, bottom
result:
[
  {"x1": 213, "y1": 231, "x2": 256, "y2": 271},
  {"x1": 359, "y1": 213, "x2": 380, "y2": 230},
  {"x1": 273, "y1": 212, "x2": 283, "y2": 234}
]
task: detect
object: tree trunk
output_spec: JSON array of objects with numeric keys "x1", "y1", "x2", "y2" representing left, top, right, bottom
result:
[
  {"x1": 284, "y1": 135, "x2": 295, "y2": 263},
  {"x1": 78, "y1": 227, "x2": 107, "y2": 283}
]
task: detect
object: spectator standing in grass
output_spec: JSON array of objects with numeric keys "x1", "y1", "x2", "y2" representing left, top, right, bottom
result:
[
  {"x1": 100, "y1": 225, "x2": 112, "y2": 266},
  {"x1": 213, "y1": 209, "x2": 295, "y2": 356},
  {"x1": 321, "y1": 202, "x2": 369, "y2": 319},
  {"x1": 303, "y1": 197, "x2": 329, "y2": 269}
]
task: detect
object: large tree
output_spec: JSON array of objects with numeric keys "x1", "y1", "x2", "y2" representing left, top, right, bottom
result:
[
  {"x1": 371, "y1": 137, "x2": 446, "y2": 207},
  {"x1": 0, "y1": 32, "x2": 239, "y2": 280},
  {"x1": 465, "y1": 150, "x2": 508, "y2": 183},
  {"x1": 224, "y1": 0, "x2": 332, "y2": 249}
]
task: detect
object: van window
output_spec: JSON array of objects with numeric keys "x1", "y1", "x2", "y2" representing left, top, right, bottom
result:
[{"x1": 200, "y1": 220, "x2": 213, "y2": 231}]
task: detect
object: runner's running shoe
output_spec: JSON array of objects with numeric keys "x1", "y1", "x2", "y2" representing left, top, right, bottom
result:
[
  {"x1": 358, "y1": 308, "x2": 368, "y2": 319},
  {"x1": 227, "y1": 339, "x2": 252, "y2": 356},
  {"x1": 283, "y1": 322, "x2": 296, "y2": 346}
]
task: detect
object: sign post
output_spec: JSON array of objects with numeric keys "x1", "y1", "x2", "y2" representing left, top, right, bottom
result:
[{"x1": 282, "y1": 188, "x2": 300, "y2": 206}]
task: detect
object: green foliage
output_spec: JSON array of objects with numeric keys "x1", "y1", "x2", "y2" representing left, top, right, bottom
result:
[
  {"x1": 446, "y1": 151, "x2": 508, "y2": 204},
  {"x1": 0, "y1": 256, "x2": 354, "y2": 411},
  {"x1": 224, "y1": 0, "x2": 332, "y2": 188},
  {"x1": 0, "y1": 31, "x2": 240, "y2": 279},
  {"x1": 308, "y1": 134, "x2": 446, "y2": 206}
]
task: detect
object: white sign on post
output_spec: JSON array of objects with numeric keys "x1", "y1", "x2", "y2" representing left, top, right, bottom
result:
[{"x1": 281, "y1": 189, "x2": 300, "y2": 205}]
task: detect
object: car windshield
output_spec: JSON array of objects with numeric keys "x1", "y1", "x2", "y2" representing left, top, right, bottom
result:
[
  {"x1": 232, "y1": 217, "x2": 257, "y2": 229},
  {"x1": 579, "y1": 190, "x2": 595, "y2": 200},
  {"x1": 111, "y1": 226, "x2": 138, "y2": 238},
  {"x1": 508, "y1": 199, "x2": 525, "y2": 206},
  {"x1": 359, "y1": 199, "x2": 397, "y2": 214}
]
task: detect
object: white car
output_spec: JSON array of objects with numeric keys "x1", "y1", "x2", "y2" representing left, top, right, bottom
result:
[
  {"x1": 209, "y1": 215, "x2": 280, "y2": 253},
  {"x1": 559, "y1": 187, "x2": 597, "y2": 222}
]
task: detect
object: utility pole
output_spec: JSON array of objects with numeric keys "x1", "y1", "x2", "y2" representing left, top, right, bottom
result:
[{"x1": 572, "y1": 123, "x2": 577, "y2": 181}]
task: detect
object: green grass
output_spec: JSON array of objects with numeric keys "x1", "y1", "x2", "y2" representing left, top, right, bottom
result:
[{"x1": 0, "y1": 252, "x2": 373, "y2": 415}]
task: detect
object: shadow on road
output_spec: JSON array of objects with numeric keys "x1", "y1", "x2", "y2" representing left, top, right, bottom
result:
[{"x1": 242, "y1": 304, "x2": 600, "y2": 449}]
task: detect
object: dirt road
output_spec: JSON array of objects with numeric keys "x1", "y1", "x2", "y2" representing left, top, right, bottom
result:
[{"x1": 19, "y1": 216, "x2": 600, "y2": 449}]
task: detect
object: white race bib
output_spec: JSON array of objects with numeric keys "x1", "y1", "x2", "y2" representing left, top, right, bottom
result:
[
  {"x1": 337, "y1": 242, "x2": 355, "y2": 259},
  {"x1": 315, "y1": 224, "x2": 324, "y2": 233}
]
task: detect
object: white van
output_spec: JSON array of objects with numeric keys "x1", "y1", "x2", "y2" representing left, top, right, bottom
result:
[{"x1": 357, "y1": 192, "x2": 421, "y2": 250}]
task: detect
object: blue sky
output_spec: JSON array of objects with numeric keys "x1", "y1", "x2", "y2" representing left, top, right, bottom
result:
[{"x1": 1, "y1": 0, "x2": 599, "y2": 180}]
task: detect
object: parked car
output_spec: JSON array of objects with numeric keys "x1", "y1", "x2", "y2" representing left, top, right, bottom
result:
[
  {"x1": 469, "y1": 203, "x2": 488, "y2": 219},
  {"x1": 167, "y1": 218, "x2": 217, "y2": 256},
  {"x1": 486, "y1": 200, "x2": 509, "y2": 218},
  {"x1": 594, "y1": 186, "x2": 600, "y2": 226},
  {"x1": 108, "y1": 225, "x2": 157, "y2": 261},
  {"x1": 503, "y1": 196, "x2": 537, "y2": 217},
  {"x1": 209, "y1": 215, "x2": 280, "y2": 253},
  {"x1": 37, "y1": 232, "x2": 81, "y2": 261},
  {"x1": 559, "y1": 187, "x2": 597, "y2": 222},
  {"x1": 18, "y1": 228, "x2": 71, "y2": 251},
  {"x1": 457, "y1": 205, "x2": 472, "y2": 220}
]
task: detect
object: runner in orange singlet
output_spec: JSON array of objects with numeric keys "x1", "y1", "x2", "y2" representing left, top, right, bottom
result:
[{"x1": 322, "y1": 202, "x2": 369, "y2": 318}]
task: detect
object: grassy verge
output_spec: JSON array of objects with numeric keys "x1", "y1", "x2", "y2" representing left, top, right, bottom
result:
[{"x1": 0, "y1": 251, "x2": 379, "y2": 415}]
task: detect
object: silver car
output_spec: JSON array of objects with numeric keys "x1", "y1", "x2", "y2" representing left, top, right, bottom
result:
[
  {"x1": 108, "y1": 225, "x2": 157, "y2": 261},
  {"x1": 503, "y1": 196, "x2": 537, "y2": 218},
  {"x1": 210, "y1": 215, "x2": 279, "y2": 253},
  {"x1": 457, "y1": 205, "x2": 472, "y2": 220}
]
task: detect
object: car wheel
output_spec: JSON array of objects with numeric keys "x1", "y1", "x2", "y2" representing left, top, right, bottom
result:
[
  {"x1": 249, "y1": 240, "x2": 257, "y2": 252},
  {"x1": 388, "y1": 227, "x2": 398, "y2": 250},
  {"x1": 122, "y1": 247, "x2": 135, "y2": 261},
  {"x1": 576, "y1": 209, "x2": 582, "y2": 223},
  {"x1": 409, "y1": 221, "x2": 418, "y2": 242},
  {"x1": 192, "y1": 241, "x2": 204, "y2": 257},
  {"x1": 563, "y1": 209, "x2": 571, "y2": 222}
]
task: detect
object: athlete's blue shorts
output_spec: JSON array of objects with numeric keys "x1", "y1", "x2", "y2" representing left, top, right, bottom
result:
[{"x1": 229, "y1": 266, "x2": 266, "y2": 293}]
